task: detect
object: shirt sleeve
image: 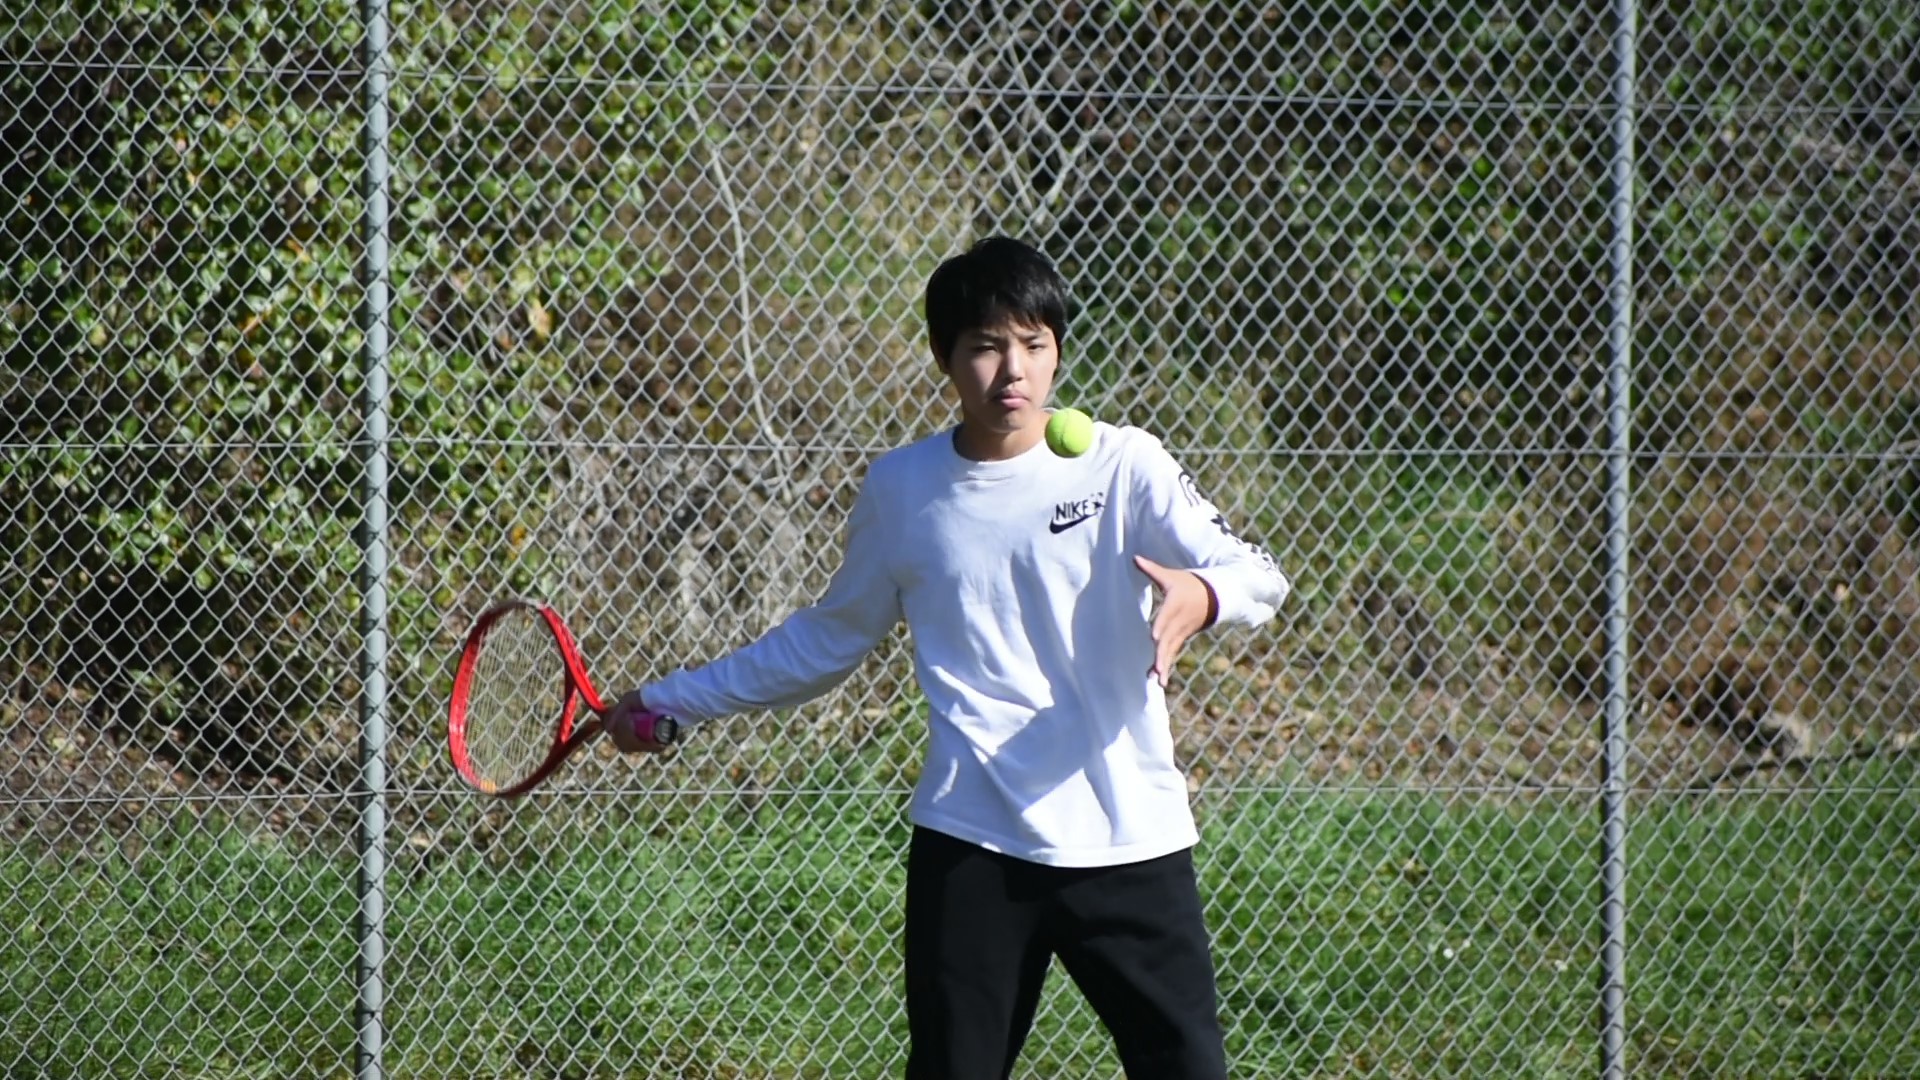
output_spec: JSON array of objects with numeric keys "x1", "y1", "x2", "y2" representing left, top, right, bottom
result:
[
  {"x1": 638, "y1": 464, "x2": 904, "y2": 723},
  {"x1": 1127, "y1": 431, "x2": 1291, "y2": 628}
]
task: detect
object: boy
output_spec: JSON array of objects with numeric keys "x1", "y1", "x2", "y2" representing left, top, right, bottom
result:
[{"x1": 608, "y1": 236, "x2": 1289, "y2": 1079}]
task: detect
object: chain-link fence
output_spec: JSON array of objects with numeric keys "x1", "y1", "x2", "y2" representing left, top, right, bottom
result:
[{"x1": 6, "y1": 1, "x2": 1920, "y2": 1076}]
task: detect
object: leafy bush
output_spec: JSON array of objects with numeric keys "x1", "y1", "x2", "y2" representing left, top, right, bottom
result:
[{"x1": 0, "y1": 1, "x2": 578, "y2": 773}]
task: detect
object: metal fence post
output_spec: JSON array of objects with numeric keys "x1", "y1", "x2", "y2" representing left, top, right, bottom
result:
[
  {"x1": 1600, "y1": 0, "x2": 1640, "y2": 1073},
  {"x1": 354, "y1": 0, "x2": 395, "y2": 1074}
]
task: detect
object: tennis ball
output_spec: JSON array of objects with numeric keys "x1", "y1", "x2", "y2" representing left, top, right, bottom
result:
[{"x1": 1045, "y1": 407, "x2": 1095, "y2": 457}]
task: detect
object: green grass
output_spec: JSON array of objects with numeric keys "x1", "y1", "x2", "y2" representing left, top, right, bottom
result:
[
  {"x1": 4, "y1": 766, "x2": 1917, "y2": 1078},
  {"x1": 0, "y1": 821, "x2": 354, "y2": 1079}
]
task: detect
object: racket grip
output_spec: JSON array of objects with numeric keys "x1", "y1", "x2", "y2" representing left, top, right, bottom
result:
[{"x1": 633, "y1": 711, "x2": 679, "y2": 747}]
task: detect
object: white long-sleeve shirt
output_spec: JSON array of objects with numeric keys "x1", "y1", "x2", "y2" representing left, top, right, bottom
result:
[{"x1": 640, "y1": 420, "x2": 1290, "y2": 867}]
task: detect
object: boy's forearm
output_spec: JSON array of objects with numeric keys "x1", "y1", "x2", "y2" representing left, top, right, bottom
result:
[{"x1": 638, "y1": 604, "x2": 889, "y2": 723}]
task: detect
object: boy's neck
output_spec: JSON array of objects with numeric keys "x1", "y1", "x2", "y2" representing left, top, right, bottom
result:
[{"x1": 954, "y1": 418, "x2": 1046, "y2": 462}]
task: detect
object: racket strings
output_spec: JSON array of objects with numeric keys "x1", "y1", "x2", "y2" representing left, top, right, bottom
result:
[{"x1": 461, "y1": 609, "x2": 569, "y2": 790}]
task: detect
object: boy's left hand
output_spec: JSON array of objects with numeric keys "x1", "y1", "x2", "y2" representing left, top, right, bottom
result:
[{"x1": 1134, "y1": 555, "x2": 1215, "y2": 688}]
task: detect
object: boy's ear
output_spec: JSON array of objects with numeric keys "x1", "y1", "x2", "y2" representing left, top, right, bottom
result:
[{"x1": 929, "y1": 336, "x2": 948, "y2": 372}]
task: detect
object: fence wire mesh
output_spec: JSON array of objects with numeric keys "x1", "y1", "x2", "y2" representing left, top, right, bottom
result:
[{"x1": 5, "y1": 1, "x2": 1920, "y2": 1077}]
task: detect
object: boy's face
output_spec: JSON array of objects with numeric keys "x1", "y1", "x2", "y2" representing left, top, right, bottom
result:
[{"x1": 939, "y1": 316, "x2": 1059, "y2": 446}]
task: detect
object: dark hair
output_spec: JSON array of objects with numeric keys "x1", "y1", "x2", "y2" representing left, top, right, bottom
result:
[{"x1": 923, "y1": 236, "x2": 1070, "y2": 367}]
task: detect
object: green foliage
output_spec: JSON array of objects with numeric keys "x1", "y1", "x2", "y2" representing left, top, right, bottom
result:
[
  {"x1": 976, "y1": 0, "x2": 1918, "y2": 461},
  {"x1": 6, "y1": 0, "x2": 1917, "y2": 782},
  {"x1": 1, "y1": 0, "x2": 796, "y2": 762},
  {"x1": 1020, "y1": 2, "x2": 1622, "y2": 455},
  {"x1": 6, "y1": 2, "x2": 365, "y2": 734},
  {"x1": 0, "y1": 0, "x2": 615, "y2": 753}
]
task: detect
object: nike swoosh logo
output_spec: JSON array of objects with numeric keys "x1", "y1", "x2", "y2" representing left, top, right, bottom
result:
[{"x1": 1049, "y1": 492, "x2": 1107, "y2": 533}]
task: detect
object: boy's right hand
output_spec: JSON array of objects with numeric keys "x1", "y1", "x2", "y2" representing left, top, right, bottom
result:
[
  {"x1": 606, "y1": 690, "x2": 676, "y2": 753},
  {"x1": 1134, "y1": 555, "x2": 1215, "y2": 688}
]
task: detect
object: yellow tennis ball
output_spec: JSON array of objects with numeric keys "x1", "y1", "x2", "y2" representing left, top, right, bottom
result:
[{"x1": 1045, "y1": 407, "x2": 1094, "y2": 457}]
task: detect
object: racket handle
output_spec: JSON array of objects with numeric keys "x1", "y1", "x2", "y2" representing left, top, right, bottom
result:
[{"x1": 632, "y1": 711, "x2": 679, "y2": 747}]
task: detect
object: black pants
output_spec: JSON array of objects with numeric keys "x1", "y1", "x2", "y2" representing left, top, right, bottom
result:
[{"x1": 902, "y1": 827, "x2": 1228, "y2": 1080}]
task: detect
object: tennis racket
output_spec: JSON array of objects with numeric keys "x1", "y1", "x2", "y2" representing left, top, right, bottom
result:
[{"x1": 447, "y1": 598, "x2": 678, "y2": 797}]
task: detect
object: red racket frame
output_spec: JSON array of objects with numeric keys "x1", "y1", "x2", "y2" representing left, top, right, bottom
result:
[{"x1": 447, "y1": 599, "x2": 673, "y2": 797}]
